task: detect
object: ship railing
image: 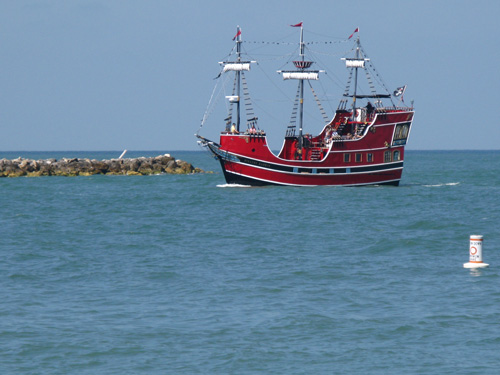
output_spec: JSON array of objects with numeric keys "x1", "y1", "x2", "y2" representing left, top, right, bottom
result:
[
  {"x1": 244, "y1": 130, "x2": 266, "y2": 136},
  {"x1": 378, "y1": 106, "x2": 414, "y2": 112}
]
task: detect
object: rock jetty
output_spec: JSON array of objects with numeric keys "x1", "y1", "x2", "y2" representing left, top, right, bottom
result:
[{"x1": 0, "y1": 154, "x2": 203, "y2": 177}]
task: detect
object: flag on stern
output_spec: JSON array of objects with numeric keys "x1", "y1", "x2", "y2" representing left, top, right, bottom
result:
[{"x1": 393, "y1": 85, "x2": 407, "y2": 97}]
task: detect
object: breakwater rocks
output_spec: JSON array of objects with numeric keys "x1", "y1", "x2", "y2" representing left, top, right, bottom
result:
[{"x1": 0, "y1": 154, "x2": 204, "y2": 177}]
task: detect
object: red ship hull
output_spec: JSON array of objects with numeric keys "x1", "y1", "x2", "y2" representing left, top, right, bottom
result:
[{"x1": 205, "y1": 109, "x2": 414, "y2": 186}]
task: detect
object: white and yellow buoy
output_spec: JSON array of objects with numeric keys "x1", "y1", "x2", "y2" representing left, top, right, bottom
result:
[{"x1": 464, "y1": 235, "x2": 489, "y2": 268}]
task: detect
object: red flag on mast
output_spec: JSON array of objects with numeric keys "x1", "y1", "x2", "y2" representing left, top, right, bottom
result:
[
  {"x1": 290, "y1": 22, "x2": 303, "y2": 27},
  {"x1": 232, "y1": 30, "x2": 241, "y2": 41},
  {"x1": 348, "y1": 28, "x2": 359, "y2": 39}
]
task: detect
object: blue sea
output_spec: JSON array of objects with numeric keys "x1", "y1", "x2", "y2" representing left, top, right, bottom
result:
[{"x1": 1, "y1": 150, "x2": 499, "y2": 374}]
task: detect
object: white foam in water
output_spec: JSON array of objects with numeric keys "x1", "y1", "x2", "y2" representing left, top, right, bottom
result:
[
  {"x1": 424, "y1": 182, "x2": 460, "y2": 187},
  {"x1": 216, "y1": 183, "x2": 252, "y2": 188}
]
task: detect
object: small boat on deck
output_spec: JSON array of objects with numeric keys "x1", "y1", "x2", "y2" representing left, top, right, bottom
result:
[{"x1": 196, "y1": 24, "x2": 414, "y2": 186}]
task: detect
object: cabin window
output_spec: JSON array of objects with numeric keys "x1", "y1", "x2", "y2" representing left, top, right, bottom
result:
[
  {"x1": 344, "y1": 153, "x2": 350, "y2": 163},
  {"x1": 384, "y1": 151, "x2": 392, "y2": 163},
  {"x1": 394, "y1": 123, "x2": 410, "y2": 140},
  {"x1": 355, "y1": 153, "x2": 362, "y2": 162},
  {"x1": 367, "y1": 153, "x2": 373, "y2": 162},
  {"x1": 393, "y1": 123, "x2": 411, "y2": 146},
  {"x1": 393, "y1": 150, "x2": 400, "y2": 161}
]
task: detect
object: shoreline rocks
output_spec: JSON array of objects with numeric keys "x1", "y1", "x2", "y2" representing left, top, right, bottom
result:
[{"x1": 0, "y1": 154, "x2": 204, "y2": 177}]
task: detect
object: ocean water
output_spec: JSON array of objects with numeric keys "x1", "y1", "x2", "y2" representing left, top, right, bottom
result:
[{"x1": 1, "y1": 150, "x2": 499, "y2": 374}]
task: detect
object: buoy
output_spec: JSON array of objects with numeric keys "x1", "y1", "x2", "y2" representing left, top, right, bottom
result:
[
  {"x1": 464, "y1": 235, "x2": 489, "y2": 268},
  {"x1": 119, "y1": 150, "x2": 128, "y2": 159}
]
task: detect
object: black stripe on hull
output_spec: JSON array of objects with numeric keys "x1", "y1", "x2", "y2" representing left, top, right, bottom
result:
[
  {"x1": 209, "y1": 141, "x2": 403, "y2": 176},
  {"x1": 236, "y1": 156, "x2": 404, "y2": 175},
  {"x1": 223, "y1": 170, "x2": 400, "y2": 187},
  {"x1": 220, "y1": 160, "x2": 400, "y2": 187},
  {"x1": 210, "y1": 145, "x2": 402, "y2": 187},
  {"x1": 223, "y1": 169, "x2": 279, "y2": 186}
]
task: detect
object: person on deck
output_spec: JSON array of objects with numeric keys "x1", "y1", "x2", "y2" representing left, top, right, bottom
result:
[
  {"x1": 231, "y1": 123, "x2": 239, "y2": 134},
  {"x1": 366, "y1": 101, "x2": 375, "y2": 121},
  {"x1": 295, "y1": 147, "x2": 302, "y2": 160},
  {"x1": 366, "y1": 101, "x2": 374, "y2": 114},
  {"x1": 324, "y1": 128, "x2": 332, "y2": 144}
]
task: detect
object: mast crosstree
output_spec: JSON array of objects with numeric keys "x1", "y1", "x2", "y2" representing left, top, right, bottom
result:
[
  {"x1": 219, "y1": 26, "x2": 257, "y2": 133},
  {"x1": 277, "y1": 23, "x2": 323, "y2": 152}
]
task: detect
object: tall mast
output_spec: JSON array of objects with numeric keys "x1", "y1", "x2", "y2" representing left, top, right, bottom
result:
[
  {"x1": 278, "y1": 22, "x2": 321, "y2": 155},
  {"x1": 298, "y1": 24, "x2": 305, "y2": 150},
  {"x1": 342, "y1": 35, "x2": 370, "y2": 123},
  {"x1": 235, "y1": 25, "x2": 242, "y2": 133},
  {"x1": 351, "y1": 38, "x2": 361, "y2": 121},
  {"x1": 220, "y1": 26, "x2": 255, "y2": 133}
]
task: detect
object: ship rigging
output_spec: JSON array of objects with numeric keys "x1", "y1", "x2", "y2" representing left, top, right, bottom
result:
[{"x1": 196, "y1": 24, "x2": 414, "y2": 187}]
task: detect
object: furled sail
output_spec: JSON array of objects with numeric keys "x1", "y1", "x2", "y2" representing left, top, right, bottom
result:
[
  {"x1": 282, "y1": 72, "x2": 319, "y2": 80},
  {"x1": 225, "y1": 95, "x2": 239, "y2": 103},
  {"x1": 222, "y1": 63, "x2": 251, "y2": 72},
  {"x1": 342, "y1": 58, "x2": 369, "y2": 68}
]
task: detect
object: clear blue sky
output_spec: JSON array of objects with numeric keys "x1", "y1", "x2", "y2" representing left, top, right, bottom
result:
[{"x1": 1, "y1": 0, "x2": 499, "y2": 151}]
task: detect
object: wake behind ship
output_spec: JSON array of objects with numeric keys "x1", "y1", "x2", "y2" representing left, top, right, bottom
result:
[{"x1": 196, "y1": 24, "x2": 414, "y2": 186}]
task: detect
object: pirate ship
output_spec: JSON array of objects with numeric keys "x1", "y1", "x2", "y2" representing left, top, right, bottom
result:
[{"x1": 196, "y1": 24, "x2": 414, "y2": 186}]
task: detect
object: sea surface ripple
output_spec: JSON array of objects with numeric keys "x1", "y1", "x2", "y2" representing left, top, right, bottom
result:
[{"x1": 1, "y1": 150, "x2": 499, "y2": 374}]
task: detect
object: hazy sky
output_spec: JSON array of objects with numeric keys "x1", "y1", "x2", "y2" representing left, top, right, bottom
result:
[{"x1": 1, "y1": 0, "x2": 499, "y2": 151}]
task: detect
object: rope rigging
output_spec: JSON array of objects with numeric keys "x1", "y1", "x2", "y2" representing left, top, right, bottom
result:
[
  {"x1": 358, "y1": 43, "x2": 396, "y2": 107},
  {"x1": 308, "y1": 81, "x2": 330, "y2": 124},
  {"x1": 199, "y1": 29, "x2": 402, "y2": 137},
  {"x1": 241, "y1": 72, "x2": 259, "y2": 130},
  {"x1": 288, "y1": 84, "x2": 301, "y2": 128},
  {"x1": 197, "y1": 70, "x2": 232, "y2": 135}
]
